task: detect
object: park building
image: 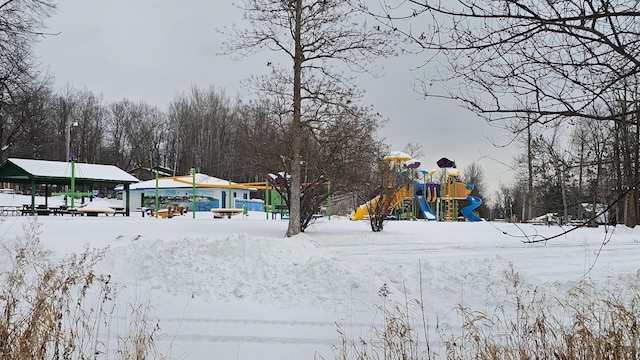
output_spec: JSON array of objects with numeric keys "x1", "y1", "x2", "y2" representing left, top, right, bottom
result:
[{"x1": 119, "y1": 172, "x2": 261, "y2": 213}]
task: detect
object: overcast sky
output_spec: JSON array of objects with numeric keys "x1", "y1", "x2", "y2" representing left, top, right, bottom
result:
[{"x1": 34, "y1": 0, "x2": 517, "y2": 200}]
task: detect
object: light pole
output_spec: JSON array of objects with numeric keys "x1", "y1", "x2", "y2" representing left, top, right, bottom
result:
[{"x1": 65, "y1": 120, "x2": 78, "y2": 161}]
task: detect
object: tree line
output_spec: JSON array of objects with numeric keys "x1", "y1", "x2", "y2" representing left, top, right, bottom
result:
[
  {"x1": 485, "y1": 112, "x2": 638, "y2": 227},
  {"x1": 5, "y1": 83, "x2": 389, "y2": 203}
]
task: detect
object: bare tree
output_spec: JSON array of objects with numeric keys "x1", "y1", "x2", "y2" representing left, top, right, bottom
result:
[
  {"x1": 376, "y1": 0, "x2": 640, "y2": 125},
  {"x1": 164, "y1": 87, "x2": 238, "y2": 178},
  {"x1": 10, "y1": 80, "x2": 54, "y2": 160},
  {"x1": 106, "y1": 99, "x2": 135, "y2": 167},
  {"x1": 367, "y1": 157, "x2": 404, "y2": 231},
  {"x1": 570, "y1": 114, "x2": 614, "y2": 225},
  {"x1": 494, "y1": 183, "x2": 518, "y2": 222},
  {"x1": 402, "y1": 142, "x2": 424, "y2": 160},
  {"x1": 461, "y1": 162, "x2": 489, "y2": 218},
  {"x1": 523, "y1": 115, "x2": 536, "y2": 222},
  {"x1": 607, "y1": 93, "x2": 640, "y2": 227},
  {"x1": 0, "y1": 0, "x2": 56, "y2": 160},
  {"x1": 233, "y1": 99, "x2": 290, "y2": 182},
  {"x1": 122, "y1": 102, "x2": 167, "y2": 172},
  {"x1": 298, "y1": 104, "x2": 387, "y2": 230},
  {"x1": 235, "y1": 98, "x2": 387, "y2": 231},
  {"x1": 222, "y1": 0, "x2": 396, "y2": 236},
  {"x1": 542, "y1": 122, "x2": 572, "y2": 223}
]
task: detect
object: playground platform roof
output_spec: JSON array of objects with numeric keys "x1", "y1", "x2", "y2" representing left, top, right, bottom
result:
[{"x1": 0, "y1": 158, "x2": 139, "y2": 186}]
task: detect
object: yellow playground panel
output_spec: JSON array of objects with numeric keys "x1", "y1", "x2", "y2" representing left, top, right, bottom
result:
[
  {"x1": 350, "y1": 186, "x2": 414, "y2": 221},
  {"x1": 439, "y1": 169, "x2": 473, "y2": 221}
]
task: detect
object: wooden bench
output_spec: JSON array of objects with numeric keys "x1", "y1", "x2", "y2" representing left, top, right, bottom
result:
[
  {"x1": 36, "y1": 205, "x2": 51, "y2": 216},
  {"x1": 76, "y1": 206, "x2": 115, "y2": 217}
]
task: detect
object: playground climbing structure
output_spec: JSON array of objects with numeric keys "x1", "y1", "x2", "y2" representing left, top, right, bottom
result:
[{"x1": 350, "y1": 153, "x2": 483, "y2": 222}]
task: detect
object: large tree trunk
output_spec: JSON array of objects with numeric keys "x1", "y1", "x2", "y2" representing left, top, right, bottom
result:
[
  {"x1": 622, "y1": 106, "x2": 638, "y2": 227},
  {"x1": 634, "y1": 99, "x2": 640, "y2": 226},
  {"x1": 625, "y1": 191, "x2": 638, "y2": 228},
  {"x1": 526, "y1": 120, "x2": 534, "y2": 220},
  {"x1": 614, "y1": 120, "x2": 623, "y2": 225},
  {"x1": 286, "y1": 0, "x2": 303, "y2": 237}
]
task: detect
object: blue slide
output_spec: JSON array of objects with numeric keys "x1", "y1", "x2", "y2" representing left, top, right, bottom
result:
[
  {"x1": 415, "y1": 195, "x2": 436, "y2": 220},
  {"x1": 461, "y1": 196, "x2": 483, "y2": 222}
]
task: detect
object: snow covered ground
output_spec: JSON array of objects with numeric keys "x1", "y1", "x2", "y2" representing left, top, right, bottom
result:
[{"x1": 0, "y1": 193, "x2": 638, "y2": 359}]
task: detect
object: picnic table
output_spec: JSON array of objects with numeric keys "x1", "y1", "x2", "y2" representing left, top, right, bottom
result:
[
  {"x1": 75, "y1": 202, "x2": 116, "y2": 217},
  {"x1": 210, "y1": 208, "x2": 243, "y2": 219},
  {"x1": 75, "y1": 208, "x2": 115, "y2": 217}
]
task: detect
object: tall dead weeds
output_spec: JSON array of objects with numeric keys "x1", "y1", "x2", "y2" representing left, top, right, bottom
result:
[
  {"x1": 0, "y1": 217, "x2": 166, "y2": 359},
  {"x1": 327, "y1": 263, "x2": 640, "y2": 360}
]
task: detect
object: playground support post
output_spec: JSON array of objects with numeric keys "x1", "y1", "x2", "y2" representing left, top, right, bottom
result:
[
  {"x1": 265, "y1": 180, "x2": 269, "y2": 220},
  {"x1": 412, "y1": 199, "x2": 416, "y2": 220},
  {"x1": 423, "y1": 171, "x2": 427, "y2": 221},
  {"x1": 70, "y1": 159, "x2": 76, "y2": 208},
  {"x1": 438, "y1": 171, "x2": 445, "y2": 221}
]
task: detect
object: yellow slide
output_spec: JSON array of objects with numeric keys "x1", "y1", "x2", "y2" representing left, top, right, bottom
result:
[
  {"x1": 350, "y1": 196, "x2": 380, "y2": 220},
  {"x1": 350, "y1": 187, "x2": 413, "y2": 221}
]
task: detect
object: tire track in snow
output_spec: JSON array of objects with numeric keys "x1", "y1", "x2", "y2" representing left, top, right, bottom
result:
[
  {"x1": 153, "y1": 316, "x2": 362, "y2": 346},
  {"x1": 159, "y1": 317, "x2": 369, "y2": 327},
  {"x1": 157, "y1": 333, "x2": 334, "y2": 345}
]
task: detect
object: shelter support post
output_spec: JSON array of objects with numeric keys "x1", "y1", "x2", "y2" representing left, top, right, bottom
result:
[
  {"x1": 30, "y1": 178, "x2": 36, "y2": 215},
  {"x1": 125, "y1": 183, "x2": 131, "y2": 216}
]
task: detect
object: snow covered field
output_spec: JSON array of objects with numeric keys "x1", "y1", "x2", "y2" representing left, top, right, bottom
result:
[{"x1": 1, "y1": 194, "x2": 639, "y2": 359}]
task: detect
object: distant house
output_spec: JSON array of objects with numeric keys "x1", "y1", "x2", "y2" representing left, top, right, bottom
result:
[{"x1": 120, "y1": 173, "x2": 261, "y2": 212}]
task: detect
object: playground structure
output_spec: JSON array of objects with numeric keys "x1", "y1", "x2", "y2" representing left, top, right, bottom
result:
[{"x1": 350, "y1": 152, "x2": 483, "y2": 222}]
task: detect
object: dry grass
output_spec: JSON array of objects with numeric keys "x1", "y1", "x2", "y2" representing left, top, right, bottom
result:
[
  {"x1": 328, "y1": 284, "x2": 436, "y2": 360},
  {"x1": 0, "y1": 217, "x2": 167, "y2": 359},
  {"x1": 446, "y1": 266, "x2": 640, "y2": 360},
  {"x1": 329, "y1": 264, "x2": 640, "y2": 360}
]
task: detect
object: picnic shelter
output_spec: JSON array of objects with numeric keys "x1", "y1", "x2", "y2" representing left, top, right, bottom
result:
[{"x1": 0, "y1": 158, "x2": 140, "y2": 215}]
